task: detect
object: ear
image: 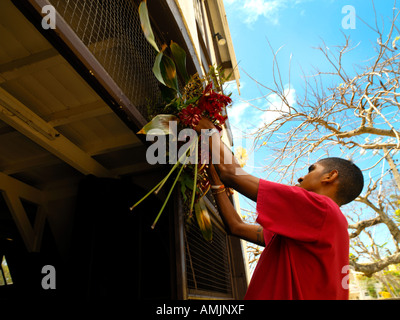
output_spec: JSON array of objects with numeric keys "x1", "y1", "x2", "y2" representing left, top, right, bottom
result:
[{"x1": 322, "y1": 170, "x2": 339, "y2": 184}]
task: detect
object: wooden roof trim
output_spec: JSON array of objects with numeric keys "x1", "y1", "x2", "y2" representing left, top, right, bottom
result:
[{"x1": 0, "y1": 87, "x2": 114, "y2": 178}]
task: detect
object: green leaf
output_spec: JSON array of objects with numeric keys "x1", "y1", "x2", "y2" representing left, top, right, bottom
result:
[
  {"x1": 160, "y1": 53, "x2": 179, "y2": 93},
  {"x1": 159, "y1": 84, "x2": 177, "y2": 104},
  {"x1": 195, "y1": 198, "x2": 213, "y2": 242},
  {"x1": 137, "y1": 114, "x2": 178, "y2": 135},
  {"x1": 179, "y1": 172, "x2": 193, "y2": 189},
  {"x1": 170, "y1": 41, "x2": 190, "y2": 84},
  {"x1": 153, "y1": 50, "x2": 166, "y2": 86},
  {"x1": 139, "y1": 0, "x2": 159, "y2": 52}
]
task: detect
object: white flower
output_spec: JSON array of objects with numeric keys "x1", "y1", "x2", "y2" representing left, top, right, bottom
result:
[{"x1": 235, "y1": 147, "x2": 249, "y2": 167}]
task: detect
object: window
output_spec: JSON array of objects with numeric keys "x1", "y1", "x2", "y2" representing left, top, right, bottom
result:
[{"x1": 184, "y1": 194, "x2": 234, "y2": 299}]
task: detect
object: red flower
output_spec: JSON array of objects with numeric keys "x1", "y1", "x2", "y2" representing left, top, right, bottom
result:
[
  {"x1": 203, "y1": 82, "x2": 213, "y2": 94},
  {"x1": 179, "y1": 82, "x2": 231, "y2": 129},
  {"x1": 179, "y1": 105, "x2": 203, "y2": 128},
  {"x1": 214, "y1": 113, "x2": 227, "y2": 125},
  {"x1": 218, "y1": 94, "x2": 232, "y2": 106},
  {"x1": 197, "y1": 82, "x2": 232, "y2": 118}
]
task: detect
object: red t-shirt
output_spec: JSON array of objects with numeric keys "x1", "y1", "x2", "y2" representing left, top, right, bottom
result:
[{"x1": 244, "y1": 179, "x2": 349, "y2": 300}]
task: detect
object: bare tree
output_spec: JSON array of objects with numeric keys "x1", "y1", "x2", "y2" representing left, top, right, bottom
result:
[{"x1": 244, "y1": 1, "x2": 400, "y2": 278}]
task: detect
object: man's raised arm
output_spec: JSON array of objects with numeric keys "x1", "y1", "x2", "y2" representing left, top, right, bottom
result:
[
  {"x1": 206, "y1": 164, "x2": 264, "y2": 246},
  {"x1": 195, "y1": 117, "x2": 259, "y2": 202}
]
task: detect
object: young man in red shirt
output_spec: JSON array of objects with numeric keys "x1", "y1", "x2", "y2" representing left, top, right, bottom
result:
[{"x1": 195, "y1": 118, "x2": 364, "y2": 300}]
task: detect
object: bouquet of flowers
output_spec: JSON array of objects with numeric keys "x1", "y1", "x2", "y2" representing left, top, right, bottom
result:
[{"x1": 130, "y1": 0, "x2": 233, "y2": 241}]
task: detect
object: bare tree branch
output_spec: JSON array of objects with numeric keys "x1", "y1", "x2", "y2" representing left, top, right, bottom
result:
[
  {"x1": 349, "y1": 217, "x2": 383, "y2": 239},
  {"x1": 350, "y1": 252, "x2": 400, "y2": 278}
]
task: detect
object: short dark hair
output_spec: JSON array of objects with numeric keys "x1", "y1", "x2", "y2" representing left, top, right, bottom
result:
[{"x1": 318, "y1": 157, "x2": 364, "y2": 205}]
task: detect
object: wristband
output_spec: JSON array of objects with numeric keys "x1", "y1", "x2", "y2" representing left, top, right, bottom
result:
[
  {"x1": 212, "y1": 188, "x2": 226, "y2": 195},
  {"x1": 211, "y1": 184, "x2": 225, "y2": 190}
]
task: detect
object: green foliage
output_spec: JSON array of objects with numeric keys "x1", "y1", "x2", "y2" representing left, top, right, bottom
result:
[
  {"x1": 139, "y1": 1, "x2": 186, "y2": 97},
  {"x1": 138, "y1": 0, "x2": 159, "y2": 52},
  {"x1": 170, "y1": 41, "x2": 190, "y2": 84}
]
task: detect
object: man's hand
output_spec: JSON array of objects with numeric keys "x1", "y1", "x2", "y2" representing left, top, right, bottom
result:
[
  {"x1": 195, "y1": 116, "x2": 260, "y2": 202},
  {"x1": 194, "y1": 117, "x2": 215, "y2": 133},
  {"x1": 195, "y1": 118, "x2": 264, "y2": 245}
]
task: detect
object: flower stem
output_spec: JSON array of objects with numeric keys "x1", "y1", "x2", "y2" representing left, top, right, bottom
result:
[
  {"x1": 154, "y1": 136, "x2": 197, "y2": 195},
  {"x1": 130, "y1": 136, "x2": 198, "y2": 211},
  {"x1": 129, "y1": 178, "x2": 164, "y2": 211},
  {"x1": 188, "y1": 137, "x2": 199, "y2": 215},
  {"x1": 151, "y1": 156, "x2": 188, "y2": 229}
]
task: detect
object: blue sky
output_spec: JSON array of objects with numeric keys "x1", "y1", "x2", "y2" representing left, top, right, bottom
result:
[{"x1": 222, "y1": 0, "x2": 400, "y2": 252}]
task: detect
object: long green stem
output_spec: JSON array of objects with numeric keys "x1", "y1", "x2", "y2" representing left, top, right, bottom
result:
[
  {"x1": 129, "y1": 178, "x2": 164, "y2": 211},
  {"x1": 151, "y1": 155, "x2": 189, "y2": 229},
  {"x1": 188, "y1": 137, "x2": 199, "y2": 215},
  {"x1": 154, "y1": 136, "x2": 198, "y2": 195},
  {"x1": 130, "y1": 136, "x2": 197, "y2": 211}
]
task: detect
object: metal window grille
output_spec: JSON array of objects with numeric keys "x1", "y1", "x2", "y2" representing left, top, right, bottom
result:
[
  {"x1": 48, "y1": 0, "x2": 163, "y2": 118},
  {"x1": 184, "y1": 194, "x2": 234, "y2": 299}
]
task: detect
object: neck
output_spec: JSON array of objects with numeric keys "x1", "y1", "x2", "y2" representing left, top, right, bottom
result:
[{"x1": 316, "y1": 187, "x2": 341, "y2": 207}]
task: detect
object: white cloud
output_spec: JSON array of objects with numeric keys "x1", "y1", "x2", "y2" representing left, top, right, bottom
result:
[
  {"x1": 227, "y1": 101, "x2": 251, "y2": 125},
  {"x1": 224, "y1": 85, "x2": 296, "y2": 149},
  {"x1": 243, "y1": 0, "x2": 283, "y2": 25},
  {"x1": 226, "y1": 101, "x2": 256, "y2": 142},
  {"x1": 226, "y1": 85, "x2": 296, "y2": 134},
  {"x1": 259, "y1": 86, "x2": 296, "y2": 126},
  {"x1": 225, "y1": 0, "x2": 313, "y2": 26}
]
